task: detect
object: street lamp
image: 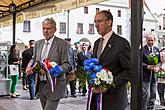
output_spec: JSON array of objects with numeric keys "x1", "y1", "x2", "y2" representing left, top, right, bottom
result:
[
  {"x1": 9, "y1": 2, "x2": 16, "y2": 44},
  {"x1": 9, "y1": 2, "x2": 16, "y2": 13}
]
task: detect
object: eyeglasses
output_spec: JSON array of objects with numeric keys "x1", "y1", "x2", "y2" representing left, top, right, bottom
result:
[{"x1": 94, "y1": 19, "x2": 108, "y2": 24}]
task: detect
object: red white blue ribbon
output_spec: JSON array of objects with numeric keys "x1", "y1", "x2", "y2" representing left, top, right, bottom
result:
[{"x1": 86, "y1": 87, "x2": 102, "y2": 110}]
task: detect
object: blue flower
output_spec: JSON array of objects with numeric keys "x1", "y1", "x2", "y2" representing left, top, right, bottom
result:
[
  {"x1": 94, "y1": 65, "x2": 102, "y2": 72},
  {"x1": 49, "y1": 65, "x2": 63, "y2": 77}
]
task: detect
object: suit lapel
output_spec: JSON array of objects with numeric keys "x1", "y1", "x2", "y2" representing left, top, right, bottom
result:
[
  {"x1": 144, "y1": 45, "x2": 153, "y2": 56},
  {"x1": 93, "y1": 39, "x2": 99, "y2": 58},
  {"x1": 38, "y1": 40, "x2": 45, "y2": 60},
  {"x1": 48, "y1": 36, "x2": 57, "y2": 59},
  {"x1": 99, "y1": 33, "x2": 115, "y2": 63}
]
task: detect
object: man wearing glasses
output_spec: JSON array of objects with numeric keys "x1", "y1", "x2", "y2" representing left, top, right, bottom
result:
[{"x1": 91, "y1": 10, "x2": 131, "y2": 110}]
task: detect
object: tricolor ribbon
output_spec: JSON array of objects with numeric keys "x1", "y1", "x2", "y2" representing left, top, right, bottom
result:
[
  {"x1": 31, "y1": 59, "x2": 62, "y2": 93},
  {"x1": 86, "y1": 87, "x2": 103, "y2": 110}
]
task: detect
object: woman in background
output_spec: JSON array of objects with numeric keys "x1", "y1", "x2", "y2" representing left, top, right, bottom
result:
[
  {"x1": 8, "y1": 44, "x2": 20, "y2": 98},
  {"x1": 155, "y1": 50, "x2": 165, "y2": 106}
]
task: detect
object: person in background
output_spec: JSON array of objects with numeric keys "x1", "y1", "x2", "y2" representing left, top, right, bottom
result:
[
  {"x1": 142, "y1": 34, "x2": 160, "y2": 110},
  {"x1": 77, "y1": 43, "x2": 93, "y2": 96},
  {"x1": 65, "y1": 38, "x2": 77, "y2": 97},
  {"x1": 74, "y1": 42, "x2": 80, "y2": 64},
  {"x1": 26, "y1": 18, "x2": 71, "y2": 110},
  {"x1": 154, "y1": 49, "x2": 165, "y2": 106},
  {"x1": 22, "y1": 40, "x2": 36, "y2": 100},
  {"x1": 73, "y1": 42, "x2": 81, "y2": 93},
  {"x1": 22, "y1": 45, "x2": 29, "y2": 90},
  {"x1": 8, "y1": 44, "x2": 21, "y2": 98},
  {"x1": 91, "y1": 10, "x2": 131, "y2": 110}
]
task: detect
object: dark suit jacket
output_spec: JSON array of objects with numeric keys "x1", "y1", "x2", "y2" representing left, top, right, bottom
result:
[
  {"x1": 22, "y1": 47, "x2": 33, "y2": 69},
  {"x1": 77, "y1": 51, "x2": 93, "y2": 67},
  {"x1": 91, "y1": 32, "x2": 131, "y2": 110},
  {"x1": 69, "y1": 47, "x2": 75, "y2": 70},
  {"x1": 143, "y1": 45, "x2": 160, "y2": 82}
]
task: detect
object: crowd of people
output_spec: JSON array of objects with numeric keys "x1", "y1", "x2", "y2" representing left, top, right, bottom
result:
[{"x1": 5, "y1": 10, "x2": 165, "y2": 110}]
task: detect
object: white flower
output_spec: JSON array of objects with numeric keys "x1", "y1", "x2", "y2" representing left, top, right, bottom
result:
[
  {"x1": 49, "y1": 62, "x2": 57, "y2": 67},
  {"x1": 96, "y1": 72, "x2": 102, "y2": 78},
  {"x1": 94, "y1": 78, "x2": 101, "y2": 85},
  {"x1": 149, "y1": 53, "x2": 155, "y2": 57}
]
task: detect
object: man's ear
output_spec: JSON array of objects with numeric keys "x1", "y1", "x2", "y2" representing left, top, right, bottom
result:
[
  {"x1": 54, "y1": 28, "x2": 57, "y2": 32},
  {"x1": 108, "y1": 20, "x2": 112, "y2": 26}
]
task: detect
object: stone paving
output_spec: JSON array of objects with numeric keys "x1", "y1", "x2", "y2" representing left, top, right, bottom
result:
[{"x1": 0, "y1": 79, "x2": 165, "y2": 110}]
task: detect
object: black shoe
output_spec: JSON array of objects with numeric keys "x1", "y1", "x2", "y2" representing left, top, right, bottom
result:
[
  {"x1": 30, "y1": 97, "x2": 34, "y2": 100},
  {"x1": 35, "y1": 93, "x2": 40, "y2": 99},
  {"x1": 71, "y1": 94, "x2": 77, "y2": 97},
  {"x1": 82, "y1": 93, "x2": 86, "y2": 96}
]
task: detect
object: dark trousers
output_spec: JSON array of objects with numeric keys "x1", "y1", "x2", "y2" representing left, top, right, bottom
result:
[
  {"x1": 69, "y1": 80, "x2": 76, "y2": 95},
  {"x1": 35, "y1": 74, "x2": 40, "y2": 97},
  {"x1": 28, "y1": 74, "x2": 35, "y2": 99},
  {"x1": 158, "y1": 83, "x2": 165, "y2": 105},
  {"x1": 22, "y1": 72, "x2": 28, "y2": 87},
  {"x1": 79, "y1": 81, "x2": 87, "y2": 94},
  {"x1": 142, "y1": 81, "x2": 156, "y2": 110}
]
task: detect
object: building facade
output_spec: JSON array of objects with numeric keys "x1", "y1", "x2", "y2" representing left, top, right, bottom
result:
[{"x1": 0, "y1": 0, "x2": 158, "y2": 48}]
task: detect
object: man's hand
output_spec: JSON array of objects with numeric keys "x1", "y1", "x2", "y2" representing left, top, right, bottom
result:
[
  {"x1": 154, "y1": 67, "x2": 160, "y2": 72},
  {"x1": 147, "y1": 65, "x2": 156, "y2": 70},
  {"x1": 25, "y1": 66, "x2": 33, "y2": 75},
  {"x1": 39, "y1": 68, "x2": 46, "y2": 75},
  {"x1": 92, "y1": 87, "x2": 107, "y2": 93}
]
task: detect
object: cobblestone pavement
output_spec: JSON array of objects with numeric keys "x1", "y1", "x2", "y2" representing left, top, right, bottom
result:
[{"x1": 0, "y1": 79, "x2": 165, "y2": 110}]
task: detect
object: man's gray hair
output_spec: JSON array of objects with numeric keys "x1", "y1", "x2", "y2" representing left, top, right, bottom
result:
[
  {"x1": 42, "y1": 18, "x2": 56, "y2": 28},
  {"x1": 146, "y1": 33, "x2": 155, "y2": 40}
]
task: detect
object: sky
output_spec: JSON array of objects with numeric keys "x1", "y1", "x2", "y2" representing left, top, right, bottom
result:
[{"x1": 145, "y1": 0, "x2": 165, "y2": 14}]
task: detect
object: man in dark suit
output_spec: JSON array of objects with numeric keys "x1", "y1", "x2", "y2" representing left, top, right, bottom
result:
[
  {"x1": 26, "y1": 18, "x2": 71, "y2": 110},
  {"x1": 77, "y1": 43, "x2": 93, "y2": 96},
  {"x1": 22, "y1": 40, "x2": 35, "y2": 100},
  {"x1": 91, "y1": 10, "x2": 131, "y2": 110},
  {"x1": 142, "y1": 34, "x2": 160, "y2": 110}
]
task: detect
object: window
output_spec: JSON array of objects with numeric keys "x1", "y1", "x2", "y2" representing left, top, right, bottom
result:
[
  {"x1": 159, "y1": 25, "x2": 161, "y2": 30},
  {"x1": 117, "y1": 25, "x2": 122, "y2": 35},
  {"x1": 59, "y1": 22, "x2": 66, "y2": 34},
  {"x1": 77, "y1": 23, "x2": 83, "y2": 34},
  {"x1": 151, "y1": 29, "x2": 154, "y2": 32},
  {"x1": 163, "y1": 17, "x2": 165, "y2": 30},
  {"x1": 88, "y1": 24, "x2": 95, "y2": 34},
  {"x1": 143, "y1": 28, "x2": 146, "y2": 31},
  {"x1": 84, "y1": 7, "x2": 88, "y2": 14},
  {"x1": 117, "y1": 10, "x2": 121, "y2": 17},
  {"x1": 23, "y1": 20, "x2": 31, "y2": 32},
  {"x1": 96, "y1": 8, "x2": 100, "y2": 13}
]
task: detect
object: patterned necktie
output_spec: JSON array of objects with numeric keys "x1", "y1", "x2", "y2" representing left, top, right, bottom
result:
[
  {"x1": 97, "y1": 38, "x2": 104, "y2": 58},
  {"x1": 41, "y1": 42, "x2": 49, "y2": 61}
]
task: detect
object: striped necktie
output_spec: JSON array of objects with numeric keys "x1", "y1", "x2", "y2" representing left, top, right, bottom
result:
[{"x1": 97, "y1": 38, "x2": 104, "y2": 58}]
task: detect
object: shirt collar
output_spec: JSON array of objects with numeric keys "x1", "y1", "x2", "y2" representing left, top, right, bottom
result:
[
  {"x1": 44, "y1": 36, "x2": 54, "y2": 45},
  {"x1": 102, "y1": 30, "x2": 113, "y2": 42},
  {"x1": 147, "y1": 45, "x2": 153, "y2": 50}
]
